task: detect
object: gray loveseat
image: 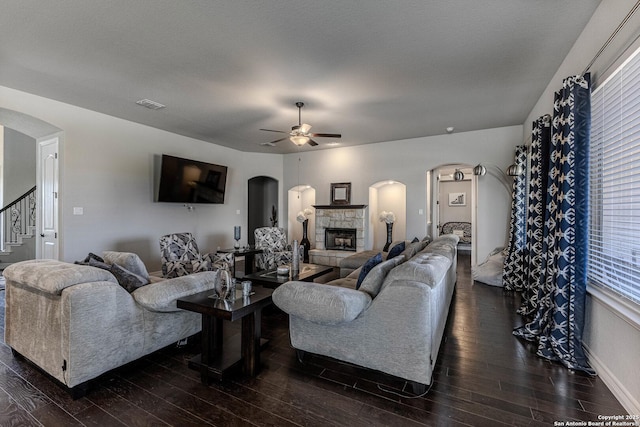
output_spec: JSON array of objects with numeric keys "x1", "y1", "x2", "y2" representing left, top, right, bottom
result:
[
  {"x1": 3, "y1": 251, "x2": 222, "y2": 397},
  {"x1": 272, "y1": 235, "x2": 458, "y2": 394}
]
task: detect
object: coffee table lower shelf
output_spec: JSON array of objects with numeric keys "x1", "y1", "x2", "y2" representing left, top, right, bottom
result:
[{"x1": 187, "y1": 336, "x2": 269, "y2": 381}]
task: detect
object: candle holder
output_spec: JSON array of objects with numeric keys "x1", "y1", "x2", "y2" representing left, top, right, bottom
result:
[{"x1": 234, "y1": 226, "x2": 241, "y2": 249}]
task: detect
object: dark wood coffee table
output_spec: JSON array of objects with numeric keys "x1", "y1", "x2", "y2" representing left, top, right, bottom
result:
[
  {"x1": 177, "y1": 286, "x2": 273, "y2": 384},
  {"x1": 242, "y1": 263, "x2": 334, "y2": 288}
]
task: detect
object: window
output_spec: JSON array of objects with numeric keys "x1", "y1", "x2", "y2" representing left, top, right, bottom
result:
[{"x1": 589, "y1": 46, "x2": 640, "y2": 307}]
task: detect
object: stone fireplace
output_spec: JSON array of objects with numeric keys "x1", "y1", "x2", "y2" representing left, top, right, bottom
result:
[{"x1": 309, "y1": 204, "x2": 367, "y2": 266}]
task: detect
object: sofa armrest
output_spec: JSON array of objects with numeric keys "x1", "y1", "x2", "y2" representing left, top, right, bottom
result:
[
  {"x1": 132, "y1": 271, "x2": 218, "y2": 312},
  {"x1": 273, "y1": 281, "x2": 371, "y2": 325},
  {"x1": 3, "y1": 260, "x2": 116, "y2": 295}
]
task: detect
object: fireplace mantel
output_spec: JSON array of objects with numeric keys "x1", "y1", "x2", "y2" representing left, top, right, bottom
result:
[{"x1": 312, "y1": 204, "x2": 368, "y2": 209}]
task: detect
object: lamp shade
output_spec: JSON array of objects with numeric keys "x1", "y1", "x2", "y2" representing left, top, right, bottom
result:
[
  {"x1": 453, "y1": 169, "x2": 465, "y2": 181},
  {"x1": 473, "y1": 164, "x2": 487, "y2": 176},
  {"x1": 290, "y1": 135, "x2": 309, "y2": 146},
  {"x1": 506, "y1": 164, "x2": 524, "y2": 176}
]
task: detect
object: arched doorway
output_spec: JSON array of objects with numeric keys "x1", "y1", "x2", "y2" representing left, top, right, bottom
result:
[
  {"x1": 247, "y1": 176, "x2": 278, "y2": 246},
  {"x1": 0, "y1": 108, "x2": 62, "y2": 260},
  {"x1": 428, "y1": 164, "x2": 476, "y2": 262}
]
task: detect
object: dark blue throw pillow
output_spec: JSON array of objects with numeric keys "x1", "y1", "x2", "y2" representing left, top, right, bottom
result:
[
  {"x1": 356, "y1": 253, "x2": 383, "y2": 290},
  {"x1": 387, "y1": 241, "x2": 405, "y2": 259}
]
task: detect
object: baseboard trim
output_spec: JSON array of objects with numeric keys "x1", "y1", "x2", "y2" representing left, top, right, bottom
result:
[{"x1": 585, "y1": 344, "x2": 639, "y2": 415}]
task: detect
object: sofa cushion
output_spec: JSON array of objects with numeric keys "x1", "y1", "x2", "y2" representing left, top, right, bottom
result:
[
  {"x1": 132, "y1": 271, "x2": 218, "y2": 312},
  {"x1": 387, "y1": 241, "x2": 405, "y2": 259},
  {"x1": 3, "y1": 260, "x2": 117, "y2": 295},
  {"x1": 103, "y1": 251, "x2": 150, "y2": 280},
  {"x1": 386, "y1": 252, "x2": 451, "y2": 287},
  {"x1": 273, "y1": 281, "x2": 371, "y2": 325},
  {"x1": 421, "y1": 234, "x2": 459, "y2": 261},
  {"x1": 399, "y1": 240, "x2": 422, "y2": 260},
  {"x1": 358, "y1": 255, "x2": 404, "y2": 298},
  {"x1": 356, "y1": 253, "x2": 382, "y2": 289}
]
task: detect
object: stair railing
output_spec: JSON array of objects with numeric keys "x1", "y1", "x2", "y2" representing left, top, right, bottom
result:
[{"x1": 0, "y1": 186, "x2": 37, "y2": 252}]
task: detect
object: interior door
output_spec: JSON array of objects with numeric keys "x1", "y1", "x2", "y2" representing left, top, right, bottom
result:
[{"x1": 38, "y1": 137, "x2": 59, "y2": 259}]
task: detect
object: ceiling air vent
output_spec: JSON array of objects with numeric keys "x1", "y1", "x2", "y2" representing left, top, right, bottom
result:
[{"x1": 135, "y1": 99, "x2": 166, "y2": 110}]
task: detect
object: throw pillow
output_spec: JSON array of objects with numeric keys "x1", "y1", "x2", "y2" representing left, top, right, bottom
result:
[
  {"x1": 102, "y1": 251, "x2": 150, "y2": 280},
  {"x1": 411, "y1": 237, "x2": 419, "y2": 243},
  {"x1": 110, "y1": 263, "x2": 150, "y2": 293},
  {"x1": 356, "y1": 253, "x2": 382, "y2": 290},
  {"x1": 387, "y1": 241, "x2": 406, "y2": 259},
  {"x1": 88, "y1": 257, "x2": 111, "y2": 270},
  {"x1": 74, "y1": 252, "x2": 105, "y2": 265}
]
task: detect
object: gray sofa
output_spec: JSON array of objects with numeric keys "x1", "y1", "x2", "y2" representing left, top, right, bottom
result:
[
  {"x1": 272, "y1": 234, "x2": 458, "y2": 394},
  {"x1": 338, "y1": 237, "x2": 432, "y2": 278},
  {"x1": 3, "y1": 251, "x2": 222, "y2": 397}
]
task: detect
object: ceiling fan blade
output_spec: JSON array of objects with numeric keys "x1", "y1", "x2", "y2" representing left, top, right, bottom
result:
[
  {"x1": 259, "y1": 128, "x2": 289, "y2": 134},
  {"x1": 260, "y1": 137, "x2": 288, "y2": 146},
  {"x1": 307, "y1": 139, "x2": 319, "y2": 146},
  {"x1": 310, "y1": 133, "x2": 342, "y2": 138}
]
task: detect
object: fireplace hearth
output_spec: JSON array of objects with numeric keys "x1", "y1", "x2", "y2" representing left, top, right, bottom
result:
[{"x1": 325, "y1": 228, "x2": 357, "y2": 251}]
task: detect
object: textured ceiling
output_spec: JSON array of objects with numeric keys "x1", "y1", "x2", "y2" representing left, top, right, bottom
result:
[{"x1": 0, "y1": 1, "x2": 602, "y2": 153}]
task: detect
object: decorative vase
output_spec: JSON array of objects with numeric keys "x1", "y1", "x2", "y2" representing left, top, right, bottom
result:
[
  {"x1": 233, "y1": 226, "x2": 241, "y2": 249},
  {"x1": 292, "y1": 239, "x2": 300, "y2": 274},
  {"x1": 300, "y1": 219, "x2": 311, "y2": 263},
  {"x1": 383, "y1": 222, "x2": 393, "y2": 252}
]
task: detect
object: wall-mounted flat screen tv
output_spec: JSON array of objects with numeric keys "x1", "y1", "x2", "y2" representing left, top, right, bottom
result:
[{"x1": 157, "y1": 154, "x2": 228, "y2": 204}]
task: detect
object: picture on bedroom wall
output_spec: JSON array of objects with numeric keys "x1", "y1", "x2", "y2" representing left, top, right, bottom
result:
[{"x1": 448, "y1": 192, "x2": 466, "y2": 206}]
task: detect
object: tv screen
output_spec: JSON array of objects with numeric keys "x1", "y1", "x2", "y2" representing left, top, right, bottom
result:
[{"x1": 157, "y1": 154, "x2": 228, "y2": 204}]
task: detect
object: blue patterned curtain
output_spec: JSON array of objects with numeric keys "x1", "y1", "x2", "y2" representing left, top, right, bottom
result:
[
  {"x1": 503, "y1": 145, "x2": 528, "y2": 291},
  {"x1": 518, "y1": 116, "x2": 551, "y2": 316},
  {"x1": 513, "y1": 74, "x2": 595, "y2": 375}
]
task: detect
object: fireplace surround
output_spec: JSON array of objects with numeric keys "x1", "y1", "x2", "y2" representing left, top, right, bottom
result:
[{"x1": 309, "y1": 204, "x2": 368, "y2": 266}]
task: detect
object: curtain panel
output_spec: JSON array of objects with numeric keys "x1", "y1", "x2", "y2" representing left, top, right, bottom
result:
[
  {"x1": 503, "y1": 145, "x2": 528, "y2": 291},
  {"x1": 518, "y1": 116, "x2": 551, "y2": 316},
  {"x1": 513, "y1": 74, "x2": 595, "y2": 375}
]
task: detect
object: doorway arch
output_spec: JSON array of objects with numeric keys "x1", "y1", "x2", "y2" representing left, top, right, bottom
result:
[
  {"x1": 428, "y1": 163, "x2": 476, "y2": 263},
  {"x1": 0, "y1": 108, "x2": 62, "y2": 260},
  {"x1": 247, "y1": 176, "x2": 278, "y2": 246}
]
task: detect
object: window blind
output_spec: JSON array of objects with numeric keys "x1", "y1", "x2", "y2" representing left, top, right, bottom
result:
[{"x1": 589, "y1": 46, "x2": 640, "y2": 305}]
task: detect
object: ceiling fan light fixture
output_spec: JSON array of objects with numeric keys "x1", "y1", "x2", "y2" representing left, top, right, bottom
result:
[
  {"x1": 290, "y1": 135, "x2": 309, "y2": 146},
  {"x1": 299, "y1": 123, "x2": 312, "y2": 134}
]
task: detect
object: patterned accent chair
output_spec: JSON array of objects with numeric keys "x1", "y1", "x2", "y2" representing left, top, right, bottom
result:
[
  {"x1": 254, "y1": 227, "x2": 300, "y2": 271},
  {"x1": 159, "y1": 232, "x2": 233, "y2": 278},
  {"x1": 440, "y1": 222, "x2": 472, "y2": 245}
]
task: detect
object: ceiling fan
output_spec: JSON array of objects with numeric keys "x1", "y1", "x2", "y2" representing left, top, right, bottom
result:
[{"x1": 260, "y1": 101, "x2": 341, "y2": 147}]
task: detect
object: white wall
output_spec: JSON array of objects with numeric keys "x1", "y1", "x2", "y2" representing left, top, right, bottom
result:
[
  {"x1": 439, "y1": 179, "x2": 472, "y2": 224},
  {"x1": 283, "y1": 125, "x2": 522, "y2": 262},
  {"x1": 0, "y1": 85, "x2": 283, "y2": 270},
  {"x1": 524, "y1": 0, "x2": 640, "y2": 414},
  {"x1": 3, "y1": 127, "x2": 36, "y2": 204}
]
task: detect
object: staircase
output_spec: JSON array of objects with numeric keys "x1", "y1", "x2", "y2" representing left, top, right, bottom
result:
[{"x1": 0, "y1": 186, "x2": 37, "y2": 268}]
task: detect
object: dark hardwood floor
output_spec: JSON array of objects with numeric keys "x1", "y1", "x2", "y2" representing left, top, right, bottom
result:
[{"x1": 0, "y1": 254, "x2": 626, "y2": 426}]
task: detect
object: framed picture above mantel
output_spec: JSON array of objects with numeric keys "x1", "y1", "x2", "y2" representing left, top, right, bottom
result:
[{"x1": 330, "y1": 182, "x2": 351, "y2": 205}]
